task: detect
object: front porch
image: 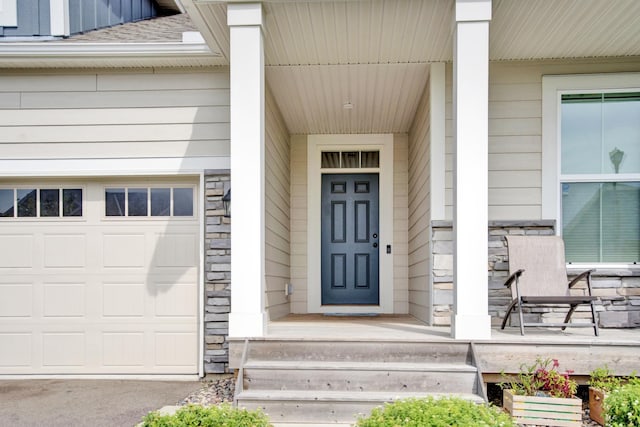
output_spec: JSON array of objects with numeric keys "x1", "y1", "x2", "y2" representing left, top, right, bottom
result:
[
  {"x1": 232, "y1": 314, "x2": 640, "y2": 377},
  {"x1": 229, "y1": 314, "x2": 639, "y2": 424}
]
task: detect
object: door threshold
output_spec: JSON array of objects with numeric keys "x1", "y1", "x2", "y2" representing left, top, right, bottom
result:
[{"x1": 323, "y1": 313, "x2": 379, "y2": 317}]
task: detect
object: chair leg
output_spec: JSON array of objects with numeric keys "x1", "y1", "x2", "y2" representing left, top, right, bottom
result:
[
  {"x1": 501, "y1": 300, "x2": 518, "y2": 330},
  {"x1": 590, "y1": 300, "x2": 599, "y2": 336},
  {"x1": 517, "y1": 299, "x2": 525, "y2": 335},
  {"x1": 561, "y1": 304, "x2": 578, "y2": 330}
]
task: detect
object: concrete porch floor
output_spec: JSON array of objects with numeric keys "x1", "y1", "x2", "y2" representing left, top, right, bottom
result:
[{"x1": 267, "y1": 313, "x2": 640, "y2": 344}]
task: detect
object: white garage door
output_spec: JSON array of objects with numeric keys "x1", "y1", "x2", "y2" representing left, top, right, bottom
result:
[{"x1": 0, "y1": 179, "x2": 200, "y2": 375}]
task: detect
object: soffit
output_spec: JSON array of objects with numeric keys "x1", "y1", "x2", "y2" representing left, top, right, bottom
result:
[
  {"x1": 268, "y1": 63, "x2": 430, "y2": 134},
  {"x1": 186, "y1": 0, "x2": 640, "y2": 134},
  {"x1": 190, "y1": 0, "x2": 640, "y2": 65},
  {"x1": 490, "y1": 0, "x2": 640, "y2": 60}
]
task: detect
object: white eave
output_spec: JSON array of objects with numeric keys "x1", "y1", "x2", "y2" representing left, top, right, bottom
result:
[{"x1": 0, "y1": 42, "x2": 225, "y2": 68}]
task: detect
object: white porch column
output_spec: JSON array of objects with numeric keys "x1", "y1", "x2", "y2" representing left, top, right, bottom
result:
[
  {"x1": 451, "y1": 0, "x2": 492, "y2": 339},
  {"x1": 227, "y1": 3, "x2": 267, "y2": 337}
]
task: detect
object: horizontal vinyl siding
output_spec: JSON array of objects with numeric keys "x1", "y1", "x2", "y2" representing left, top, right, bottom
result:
[
  {"x1": 393, "y1": 134, "x2": 409, "y2": 314},
  {"x1": 0, "y1": 70, "x2": 230, "y2": 162},
  {"x1": 407, "y1": 79, "x2": 431, "y2": 323},
  {"x1": 444, "y1": 59, "x2": 640, "y2": 221},
  {"x1": 289, "y1": 135, "x2": 307, "y2": 313},
  {"x1": 265, "y1": 86, "x2": 291, "y2": 321}
]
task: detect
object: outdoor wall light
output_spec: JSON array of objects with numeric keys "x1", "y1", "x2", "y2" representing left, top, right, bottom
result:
[{"x1": 222, "y1": 188, "x2": 231, "y2": 218}]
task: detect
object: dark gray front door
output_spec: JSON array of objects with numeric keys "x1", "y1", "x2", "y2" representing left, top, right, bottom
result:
[{"x1": 321, "y1": 173, "x2": 379, "y2": 305}]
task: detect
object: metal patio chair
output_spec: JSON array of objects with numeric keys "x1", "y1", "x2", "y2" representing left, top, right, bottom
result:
[{"x1": 500, "y1": 235, "x2": 599, "y2": 336}]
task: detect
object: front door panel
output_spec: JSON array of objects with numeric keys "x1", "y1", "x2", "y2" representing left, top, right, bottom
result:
[{"x1": 321, "y1": 174, "x2": 379, "y2": 305}]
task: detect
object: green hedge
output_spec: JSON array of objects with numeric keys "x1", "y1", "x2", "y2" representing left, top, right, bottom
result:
[
  {"x1": 355, "y1": 397, "x2": 516, "y2": 427},
  {"x1": 141, "y1": 404, "x2": 272, "y2": 427}
]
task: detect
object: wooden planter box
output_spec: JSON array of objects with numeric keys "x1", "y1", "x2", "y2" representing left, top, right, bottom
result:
[
  {"x1": 503, "y1": 389, "x2": 582, "y2": 427},
  {"x1": 588, "y1": 387, "x2": 605, "y2": 426}
]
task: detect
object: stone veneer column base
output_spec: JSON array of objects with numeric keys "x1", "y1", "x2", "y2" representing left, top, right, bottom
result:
[{"x1": 204, "y1": 173, "x2": 231, "y2": 374}]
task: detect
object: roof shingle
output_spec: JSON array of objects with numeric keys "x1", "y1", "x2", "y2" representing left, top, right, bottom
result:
[{"x1": 62, "y1": 14, "x2": 198, "y2": 43}]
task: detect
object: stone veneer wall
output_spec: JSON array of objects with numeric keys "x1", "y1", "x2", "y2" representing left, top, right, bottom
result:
[
  {"x1": 204, "y1": 173, "x2": 231, "y2": 373},
  {"x1": 431, "y1": 220, "x2": 640, "y2": 327}
]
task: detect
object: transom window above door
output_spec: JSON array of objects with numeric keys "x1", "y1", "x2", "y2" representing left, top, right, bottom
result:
[
  {"x1": 105, "y1": 186, "x2": 194, "y2": 218},
  {"x1": 321, "y1": 150, "x2": 380, "y2": 169}
]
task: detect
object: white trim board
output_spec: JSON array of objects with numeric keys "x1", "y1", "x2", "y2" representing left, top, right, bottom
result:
[
  {"x1": 0, "y1": 157, "x2": 230, "y2": 177},
  {"x1": 307, "y1": 134, "x2": 394, "y2": 314},
  {"x1": 0, "y1": 0, "x2": 17, "y2": 27}
]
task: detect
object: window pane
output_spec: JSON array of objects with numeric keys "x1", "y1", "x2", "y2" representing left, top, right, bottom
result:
[
  {"x1": 63, "y1": 189, "x2": 83, "y2": 217},
  {"x1": 562, "y1": 182, "x2": 640, "y2": 263},
  {"x1": 128, "y1": 188, "x2": 148, "y2": 217},
  {"x1": 602, "y1": 182, "x2": 640, "y2": 262},
  {"x1": 341, "y1": 151, "x2": 359, "y2": 168},
  {"x1": 17, "y1": 189, "x2": 36, "y2": 217},
  {"x1": 361, "y1": 151, "x2": 379, "y2": 168},
  {"x1": 0, "y1": 189, "x2": 14, "y2": 217},
  {"x1": 40, "y1": 189, "x2": 60, "y2": 217},
  {"x1": 561, "y1": 95, "x2": 603, "y2": 174},
  {"x1": 173, "y1": 188, "x2": 193, "y2": 216},
  {"x1": 321, "y1": 152, "x2": 340, "y2": 168},
  {"x1": 105, "y1": 188, "x2": 125, "y2": 216},
  {"x1": 603, "y1": 94, "x2": 640, "y2": 174},
  {"x1": 151, "y1": 188, "x2": 171, "y2": 216}
]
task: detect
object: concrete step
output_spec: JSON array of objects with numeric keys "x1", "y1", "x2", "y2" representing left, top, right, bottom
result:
[
  {"x1": 243, "y1": 361, "x2": 478, "y2": 393},
  {"x1": 236, "y1": 390, "x2": 485, "y2": 424},
  {"x1": 231, "y1": 340, "x2": 472, "y2": 366}
]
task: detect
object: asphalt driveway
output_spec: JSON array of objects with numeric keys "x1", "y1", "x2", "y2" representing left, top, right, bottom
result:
[{"x1": 0, "y1": 379, "x2": 203, "y2": 427}]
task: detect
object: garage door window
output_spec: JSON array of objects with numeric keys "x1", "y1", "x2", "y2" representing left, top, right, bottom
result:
[
  {"x1": 0, "y1": 188, "x2": 83, "y2": 218},
  {"x1": 105, "y1": 187, "x2": 194, "y2": 217}
]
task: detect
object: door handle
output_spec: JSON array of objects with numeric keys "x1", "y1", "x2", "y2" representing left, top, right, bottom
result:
[{"x1": 373, "y1": 243, "x2": 378, "y2": 248}]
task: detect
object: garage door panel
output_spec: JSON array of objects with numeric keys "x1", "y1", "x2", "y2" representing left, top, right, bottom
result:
[
  {"x1": 43, "y1": 283, "x2": 85, "y2": 317},
  {"x1": 155, "y1": 332, "x2": 198, "y2": 367},
  {"x1": 0, "y1": 284, "x2": 32, "y2": 317},
  {"x1": 154, "y1": 283, "x2": 198, "y2": 317},
  {"x1": 103, "y1": 332, "x2": 145, "y2": 367},
  {"x1": 44, "y1": 235, "x2": 86, "y2": 268},
  {"x1": 102, "y1": 234, "x2": 145, "y2": 268},
  {"x1": 0, "y1": 333, "x2": 31, "y2": 366},
  {"x1": 42, "y1": 333, "x2": 85, "y2": 367},
  {"x1": 0, "y1": 235, "x2": 33, "y2": 268},
  {"x1": 154, "y1": 233, "x2": 198, "y2": 267},
  {"x1": 102, "y1": 283, "x2": 145, "y2": 317}
]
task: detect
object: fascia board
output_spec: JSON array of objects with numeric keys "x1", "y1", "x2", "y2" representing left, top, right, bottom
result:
[{"x1": 0, "y1": 42, "x2": 216, "y2": 57}]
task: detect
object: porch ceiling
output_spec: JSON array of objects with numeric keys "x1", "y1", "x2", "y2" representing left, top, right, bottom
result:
[{"x1": 185, "y1": 0, "x2": 640, "y2": 134}]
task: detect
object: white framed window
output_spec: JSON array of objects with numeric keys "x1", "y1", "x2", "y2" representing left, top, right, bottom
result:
[
  {"x1": 0, "y1": 0, "x2": 18, "y2": 27},
  {"x1": 104, "y1": 186, "x2": 195, "y2": 218},
  {"x1": 542, "y1": 74, "x2": 640, "y2": 266}
]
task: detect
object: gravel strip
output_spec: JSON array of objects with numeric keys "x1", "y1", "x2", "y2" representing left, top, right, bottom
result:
[{"x1": 178, "y1": 374, "x2": 235, "y2": 406}]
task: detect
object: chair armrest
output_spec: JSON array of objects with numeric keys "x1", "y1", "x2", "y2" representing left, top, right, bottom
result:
[
  {"x1": 504, "y1": 269, "x2": 524, "y2": 289},
  {"x1": 568, "y1": 269, "x2": 594, "y2": 288},
  {"x1": 568, "y1": 269, "x2": 595, "y2": 297}
]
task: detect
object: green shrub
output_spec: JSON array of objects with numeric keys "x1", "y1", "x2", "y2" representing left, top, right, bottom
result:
[
  {"x1": 141, "y1": 404, "x2": 272, "y2": 427},
  {"x1": 604, "y1": 383, "x2": 640, "y2": 427},
  {"x1": 589, "y1": 365, "x2": 624, "y2": 392},
  {"x1": 355, "y1": 397, "x2": 516, "y2": 427},
  {"x1": 589, "y1": 365, "x2": 640, "y2": 392}
]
